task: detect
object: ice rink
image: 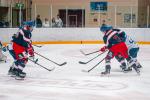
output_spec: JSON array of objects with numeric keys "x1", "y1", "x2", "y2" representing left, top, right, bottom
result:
[{"x1": 0, "y1": 44, "x2": 150, "y2": 100}]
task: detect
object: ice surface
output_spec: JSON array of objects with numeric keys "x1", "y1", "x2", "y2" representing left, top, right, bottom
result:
[{"x1": 0, "y1": 44, "x2": 150, "y2": 100}]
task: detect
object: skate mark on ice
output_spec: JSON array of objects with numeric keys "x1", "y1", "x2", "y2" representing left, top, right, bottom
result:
[{"x1": 0, "y1": 76, "x2": 128, "y2": 91}]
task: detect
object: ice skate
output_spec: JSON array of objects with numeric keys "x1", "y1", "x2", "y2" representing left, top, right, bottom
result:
[
  {"x1": 101, "y1": 68, "x2": 110, "y2": 76},
  {"x1": 132, "y1": 65, "x2": 140, "y2": 75},
  {"x1": 15, "y1": 70, "x2": 26, "y2": 80},
  {"x1": 124, "y1": 67, "x2": 132, "y2": 72},
  {"x1": 8, "y1": 68, "x2": 18, "y2": 77},
  {"x1": 120, "y1": 65, "x2": 128, "y2": 73},
  {"x1": 137, "y1": 64, "x2": 142, "y2": 69}
]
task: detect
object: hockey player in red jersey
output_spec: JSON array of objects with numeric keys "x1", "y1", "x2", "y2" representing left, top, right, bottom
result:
[
  {"x1": 111, "y1": 28, "x2": 142, "y2": 72},
  {"x1": 99, "y1": 24, "x2": 140, "y2": 75},
  {"x1": 9, "y1": 21, "x2": 35, "y2": 79}
]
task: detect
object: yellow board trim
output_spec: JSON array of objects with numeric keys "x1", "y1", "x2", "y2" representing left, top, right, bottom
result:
[
  {"x1": 32, "y1": 41, "x2": 104, "y2": 44},
  {"x1": 2, "y1": 41, "x2": 150, "y2": 45}
]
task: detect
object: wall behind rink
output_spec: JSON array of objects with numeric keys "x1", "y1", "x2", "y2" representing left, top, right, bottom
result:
[{"x1": 0, "y1": 28, "x2": 150, "y2": 44}]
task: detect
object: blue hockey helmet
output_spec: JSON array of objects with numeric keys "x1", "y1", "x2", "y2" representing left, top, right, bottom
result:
[
  {"x1": 23, "y1": 21, "x2": 35, "y2": 27},
  {"x1": 22, "y1": 21, "x2": 35, "y2": 32},
  {"x1": 100, "y1": 25, "x2": 113, "y2": 32}
]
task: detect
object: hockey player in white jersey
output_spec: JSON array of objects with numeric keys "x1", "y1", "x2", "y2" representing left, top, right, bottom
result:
[
  {"x1": 113, "y1": 29, "x2": 142, "y2": 72},
  {"x1": 124, "y1": 34, "x2": 142, "y2": 71}
]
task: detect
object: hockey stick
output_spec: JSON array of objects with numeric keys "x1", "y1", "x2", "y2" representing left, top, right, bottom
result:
[
  {"x1": 34, "y1": 52, "x2": 67, "y2": 66},
  {"x1": 33, "y1": 44, "x2": 43, "y2": 48},
  {"x1": 80, "y1": 49, "x2": 99, "y2": 56},
  {"x1": 82, "y1": 57, "x2": 105, "y2": 73},
  {"x1": 79, "y1": 51, "x2": 106, "y2": 64},
  {"x1": 29, "y1": 58, "x2": 55, "y2": 72}
]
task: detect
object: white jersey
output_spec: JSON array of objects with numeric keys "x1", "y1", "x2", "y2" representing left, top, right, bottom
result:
[
  {"x1": 125, "y1": 35, "x2": 139, "y2": 51},
  {"x1": 55, "y1": 18, "x2": 63, "y2": 27}
]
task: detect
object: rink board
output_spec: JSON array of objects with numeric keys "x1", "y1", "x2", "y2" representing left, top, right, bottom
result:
[{"x1": 0, "y1": 28, "x2": 150, "y2": 45}]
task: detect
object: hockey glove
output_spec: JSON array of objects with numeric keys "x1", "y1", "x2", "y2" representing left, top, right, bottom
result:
[
  {"x1": 27, "y1": 46, "x2": 34, "y2": 57},
  {"x1": 100, "y1": 46, "x2": 107, "y2": 52}
]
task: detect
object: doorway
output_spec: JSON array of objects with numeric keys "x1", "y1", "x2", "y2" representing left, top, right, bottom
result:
[
  {"x1": 68, "y1": 15, "x2": 77, "y2": 27},
  {"x1": 59, "y1": 9, "x2": 85, "y2": 27}
]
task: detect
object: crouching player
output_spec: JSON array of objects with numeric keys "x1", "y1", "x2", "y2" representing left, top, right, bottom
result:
[
  {"x1": 99, "y1": 24, "x2": 140, "y2": 75},
  {"x1": 113, "y1": 28, "x2": 142, "y2": 72},
  {"x1": 8, "y1": 21, "x2": 35, "y2": 80}
]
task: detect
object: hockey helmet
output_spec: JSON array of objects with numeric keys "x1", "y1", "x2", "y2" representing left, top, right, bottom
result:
[
  {"x1": 23, "y1": 21, "x2": 35, "y2": 27},
  {"x1": 100, "y1": 25, "x2": 113, "y2": 32},
  {"x1": 23, "y1": 21, "x2": 35, "y2": 32}
]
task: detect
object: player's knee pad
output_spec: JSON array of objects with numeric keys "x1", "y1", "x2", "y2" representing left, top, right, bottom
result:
[{"x1": 106, "y1": 51, "x2": 114, "y2": 59}]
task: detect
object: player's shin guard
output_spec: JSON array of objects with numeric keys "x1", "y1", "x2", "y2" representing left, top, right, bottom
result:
[
  {"x1": 8, "y1": 62, "x2": 18, "y2": 77},
  {"x1": 126, "y1": 57, "x2": 140, "y2": 74},
  {"x1": 101, "y1": 59, "x2": 111, "y2": 75},
  {"x1": 8, "y1": 62, "x2": 15, "y2": 75},
  {"x1": 15, "y1": 67, "x2": 26, "y2": 79},
  {"x1": 115, "y1": 56, "x2": 127, "y2": 72},
  {"x1": 15, "y1": 59, "x2": 27, "y2": 79}
]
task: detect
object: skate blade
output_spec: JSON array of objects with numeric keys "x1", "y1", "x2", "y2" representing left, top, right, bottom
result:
[
  {"x1": 133, "y1": 68, "x2": 141, "y2": 76},
  {"x1": 81, "y1": 69, "x2": 89, "y2": 73},
  {"x1": 100, "y1": 73, "x2": 110, "y2": 77},
  {"x1": 136, "y1": 71, "x2": 141, "y2": 76},
  {"x1": 15, "y1": 77, "x2": 25, "y2": 80},
  {"x1": 8, "y1": 73, "x2": 16, "y2": 77},
  {"x1": 137, "y1": 73, "x2": 140, "y2": 76},
  {"x1": 10, "y1": 75, "x2": 16, "y2": 77}
]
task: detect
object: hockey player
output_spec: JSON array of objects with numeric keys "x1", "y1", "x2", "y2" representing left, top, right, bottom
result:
[
  {"x1": 99, "y1": 24, "x2": 140, "y2": 75},
  {"x1": 8, "y1": 21, "x2": 35, "y2": 79},
  {"x1": 0, "y1": 38, "x2": 7, "y2": 62},
  {"x1": 113, "y1": 28, "x2": 142, "y2": 71}
]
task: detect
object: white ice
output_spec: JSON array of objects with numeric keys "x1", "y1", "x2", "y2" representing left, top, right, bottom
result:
[{"x1": 0, "y1": 44, "x2": 150, "y2": 100}]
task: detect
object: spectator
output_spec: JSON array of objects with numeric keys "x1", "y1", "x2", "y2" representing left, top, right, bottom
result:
[
  {"x1": 51, "y1": 17, "x2": 56, "y2": 27},
  {"x1": 55, "y1": 14, "x2": 63, "y2": 27},
  {"x1": 0, "y1": 21, "x2": 4, "y2": 28},
  {"x1": 36, "y1": 14, "x2": 42, "y2": 28},
  {"x1": 0, "y1": 21, "x2": 9, "y2": 28},
  {"x1": 43, "y1": 18, "x2": 50, "y2": 28},
  {"x1": 102, "y1": 20, "x2": 106, "y2": 25}
]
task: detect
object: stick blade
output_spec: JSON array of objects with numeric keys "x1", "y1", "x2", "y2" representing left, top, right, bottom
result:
[
  {"x1": 78, "y1": 61, "x2": 87, "y2": 64},
  {"x1": 48, "y1": 67, "x2": 55, "y2": 71},
  {"x1": 80, "y1": 50, "x2": 87, "y2": 56},
  {"x1": 59, "y1": 62, "x2": 67, "y2": 66},
  {"x1": 81, "y1": 69, "x2": 90, "y2": 73}
]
